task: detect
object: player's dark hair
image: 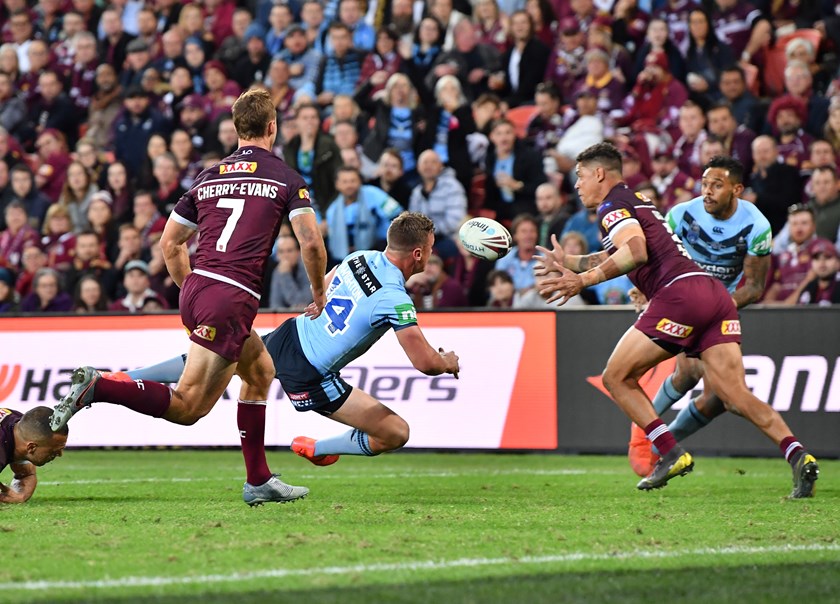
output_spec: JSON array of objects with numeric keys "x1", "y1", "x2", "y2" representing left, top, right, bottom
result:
[
  {"x1": 576, "y1": 142, "x2": 622, "y2": 174},
  {"x1": 231, "y1": 88, "x2": 276, "y2": 141},
  {"x1": 387, "y1": 211, "x2": 435, "y2": 252},
  {"x1": 704, "y1": 155, "x2": 744, "y2": 184},
  {"x1": 19, "y1": 406, "x2": 69, "y2": 438}
]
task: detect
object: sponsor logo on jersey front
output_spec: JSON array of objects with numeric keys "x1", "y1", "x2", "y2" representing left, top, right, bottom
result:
[
  {"x1": 721, "y1": 320, "x2": 741, "y2": 335},
  {"x1": 601, "y1": 208, "x2": 631, "y2": 230},
  {"x1": 655, "y1": 318, "x2": 694, "y2": 338},
  {"x1": 193, "y1": 325, "x2": 217, "y2": 341},
  {"x1": 349, "y1": 255, "x2": 382, "y2": 296},
  {"x1": 219, "y1": 161, "x2": 257, "y2": 174}
]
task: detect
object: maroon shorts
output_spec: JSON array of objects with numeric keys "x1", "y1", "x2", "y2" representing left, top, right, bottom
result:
[
  {"x1": 179, "y1": 273, "x2": 260, "y2": 362},
  {"x1": 636, "y1": 275, "x2": 741, "y2": 357}
]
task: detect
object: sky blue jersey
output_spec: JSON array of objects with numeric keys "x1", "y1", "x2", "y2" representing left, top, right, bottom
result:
[
  {"x1": 667, "y1": 197, "x2": 772, "y2": 293},
  {"x1": 295, "y1": 250, "x2": 418, "y2": 374}
]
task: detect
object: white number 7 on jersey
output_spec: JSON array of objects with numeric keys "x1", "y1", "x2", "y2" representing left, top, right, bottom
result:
[{"x1": 216, "y1": 197, "x2": 245, "y2": 252}]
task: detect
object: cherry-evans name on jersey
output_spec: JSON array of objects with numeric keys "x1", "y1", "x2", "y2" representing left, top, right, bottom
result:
[{"x1": 196, "y1": 181, "x2": 281, "y2": 201}]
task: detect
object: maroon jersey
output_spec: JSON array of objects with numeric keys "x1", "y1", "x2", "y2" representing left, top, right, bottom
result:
[
  {"x1": 172, "y1": 146, "x2": 311, "y2": 299},
  {"x1": 0, "y1": 408, "x2": 22, "y2": 474},
  {"x1": 712, "y1": 2, "x2": 763, "y2": 57},
  {"x1": 597, "y1": 183, "x2": 705, "y2": 299}
]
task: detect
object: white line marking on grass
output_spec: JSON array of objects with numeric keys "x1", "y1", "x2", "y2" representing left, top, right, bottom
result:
[
  {"x1": 7, "y1": 543, "x2": 840, "y2": 592},
  {"x1": 37, "y1": 469, "x2": 616, "y2": 486}
]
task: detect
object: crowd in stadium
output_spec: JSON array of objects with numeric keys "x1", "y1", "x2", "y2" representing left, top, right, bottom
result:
[{"x1": 0, "y1": 0, "x2": 839, "y2": 314}]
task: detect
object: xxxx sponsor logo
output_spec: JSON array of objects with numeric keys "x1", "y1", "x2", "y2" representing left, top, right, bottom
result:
[
  {"x1": 601, "y1": 209, "x2": 631, "y2": 230},
  {"x1": 0, "y1": 364, "x2": 21, "y2": 403},
  {"x1": 721, "y1": 320, "x2": 741, "y2": 335},
  {"x1": 193, "y1": 325, "x2": 217, "y2": 342},
  {"x1": 656, "y1": 318, "x2": 694, "y2": 338},
  {"x1": 219, "y1": 161, "x2": 257, "y2": 174}
]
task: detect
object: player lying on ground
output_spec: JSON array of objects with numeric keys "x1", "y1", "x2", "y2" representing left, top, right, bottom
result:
[
  {"x1": 626, "y1": 156, "x2": 772, "y2": 476},
  {"x1": 60, "y1": 213, "x2": 460, "y2": 477},
  {"x1": 51, "y1": 89, "x2": 328, "y2": 506},
  {"x1": 1, "y1": 407, "x2": 67, "y2": 503},
  {"x1": 536, "y1": 143, "x2": 818, "y2": 498}
]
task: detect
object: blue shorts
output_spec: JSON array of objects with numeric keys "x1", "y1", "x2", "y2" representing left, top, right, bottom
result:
[{"x1": 263, "y1": 319, "x2": 352, "y2": 415}]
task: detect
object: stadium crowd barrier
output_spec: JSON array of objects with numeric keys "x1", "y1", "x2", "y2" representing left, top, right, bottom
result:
[{"x1": 1, "y1": 308, "x2": 837, "y2": 457}]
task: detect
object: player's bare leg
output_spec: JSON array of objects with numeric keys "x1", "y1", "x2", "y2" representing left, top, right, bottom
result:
[
  {"x1": 603, "y1": 327, "x2": 694, "y2": 490},
  {"x1": 701, "y1": 342, "x2": 819, "y2": 498},
  {"x1": 292, "y1": 389, "x2": 409, "y2": 466},
  {"x1": 163, "y1": 344, "x2": 237, "y2": 424}
]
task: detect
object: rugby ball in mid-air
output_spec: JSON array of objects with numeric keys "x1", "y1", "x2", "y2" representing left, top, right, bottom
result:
[{"x1": 458, "y1": 217, "x2": 512, "y2": 261}]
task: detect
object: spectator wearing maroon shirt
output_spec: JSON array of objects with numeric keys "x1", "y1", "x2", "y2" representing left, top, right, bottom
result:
[
  {"x1": 543, "y1": 18, "x2": 586, "y2": 103},
  {"x1": 40, "y1": 204, "x2": 76, "y2": 272},
  {"x1": 765, "y1": 204, "x2": 818, "y2": 303},
  {"x1": 672, "y1": 101, "x2": 707, "y2": 180},
  {"x1": 15, "y1": 243, "x2": 47, "y2": 297},
  {"x1": 153, "y1": 153, "x2": 186, "y2": 215},
  {"x1": 711, "y1": 0, "x2": 770, "y2": 61},
  {"x1": 20, "y1": 267, "x2": 73, "y2": 312},
  {"x1": 66, "y1": 33, "x2": 100, "y2": 118},
  {"x1": 782, "y1": 60, "x2": 830, "y2": 139},
  {"x1": 0, "y1": 72, "x2": 24, "y2": 136},
  {"x1": 619, "y1": 49, "x2": 687, "y2": 142},
  {"x1": 797, "y1": 239, "x2": 840, "y2": 305},
  {"x1": 18, "y1": 40, "x2": 50, "y2": 105},
  {"x1": 34, "y1": 128, "x2": 72, "y2": 204},
  {"x1": 73, "y1": 273, "x2": 109, "y2": 313},
  {"x1": 73, "y1": 0, "x2": 103, "y2": 39},
  {"x1": 202, "y1": 61, "x2": 241, "y2": 122},
  {"x1": 706, "y1": 102, "x2": 756, "y2": 181},
  {"x1": 131, "y1": 190, "x2": 166, "y2": 255},
  {"x1": 357, "y1": 27, "x2": 404, "y2": 100},
  {"x1": 202, "y1": 0, "x2": 237, "y2": 47},
  {"x1": 407, "y1": 254, "x2": 469, "y2": 308},
  {"x1": 649, "y1": 145, "x2": 695, "y2": 213},
  {"x1": 768, "y1": 95, "x2": 813, "y2": 171},
  {"x1": 574, "y1": 47, "x2": 626, "y2": 118},
  {"x1": 53, "y1": 11, "x2": 86, "y2": 69},
  {"x1": 526, "y1": 82, "x2": 564, "y2": 154}
]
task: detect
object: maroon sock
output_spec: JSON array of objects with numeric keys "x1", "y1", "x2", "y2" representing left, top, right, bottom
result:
[
  {"x1": 644, "y1": 418, "x2": 677, "y2": 457},
  {"x1": 780, "y1": 436, "x2": 804, "y2": 466},
  {"x1": 238, "y1": 400, "x2": 272, "y2": 485},
  {"x1": 93, "y1": 376, "x2": 171, "y2": 418}
]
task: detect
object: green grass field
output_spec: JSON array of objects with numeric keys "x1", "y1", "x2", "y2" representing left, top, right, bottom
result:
[{"x1": 2, "y1": 451, "x2": 839, "y2": 603}]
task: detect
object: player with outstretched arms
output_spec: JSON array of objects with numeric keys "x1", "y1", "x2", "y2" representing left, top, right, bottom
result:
[
  {"x1": 536, "y1": 142, "x2": 818, "y2": 497},
  {"x1": 109, "y1": 212, "x2": 460, "y2": 469},
  {"x1": 628, "y1": 156, "x2": 773, "y2": 476},
  {"x1": 52, "y1": 89, "x2": 328, "y2": 506}
]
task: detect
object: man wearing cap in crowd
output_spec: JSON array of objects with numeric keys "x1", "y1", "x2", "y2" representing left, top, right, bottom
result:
[
  {"x1": 796, "y1": 238, "x2": 840, "y2": 305},
  {"x1": 768, "y1": 95, "x2": 813, "y2": 170},
  {"x1": 575, "y1": 45, "x2": 625, "y2": 118},
  {"x1": 120, "y1": 37, "x2": 154, "y2": 89},
  {"x1": 233, "y1": 22, "x2": 270, "y2": 89},
  {"x1": 109, "y1": 259, "x2": 167, "y2": 313},
  {"x1": 112, "y1": 86, "x2": 170, "y2": 176},
  {"x1": 178, "y1": 93, "x2": 212, "y2": 152},
  {"x1": 202, "y1": 60, "x2": 242, "y2": 121},
  {"x1": 650, "y1": 143, "x2": 695, "y2": 213},
  {"x1": 544, "y1": 16, "x2": 586, "y2": 102}
]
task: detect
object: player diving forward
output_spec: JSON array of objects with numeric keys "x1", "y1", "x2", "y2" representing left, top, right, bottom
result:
[
  {"x1": 627, "y1": 156, "x2": 773, "y2": 476},
  {"x1": 67, "y1": 213, "x2": 460, "y2": 480},
  {"x1": 52, "y1": 89, "x2": 328, "y2": 505},
  {"x1": 536, "y1": 143, "x2": 818, "y2": 498}
]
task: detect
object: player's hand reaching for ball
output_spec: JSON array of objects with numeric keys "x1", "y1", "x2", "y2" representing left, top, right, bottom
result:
[
  {"x1": 539, "y1": 270, "x2": 584, "y2": 306},
  {"x1": 534, "y1": 234, "x2": 566, "y2": 276},
  {"x1": 438, "y1": 347, "x2": 460, "y2": 379}
]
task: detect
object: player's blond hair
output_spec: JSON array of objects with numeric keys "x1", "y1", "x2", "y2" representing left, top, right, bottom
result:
[
  {"x1": 387, "y1": 212, "x2": 435, "y2": 252},
  {"x1": 232, "y1": 88, "x2": 276, "y2": 141}
]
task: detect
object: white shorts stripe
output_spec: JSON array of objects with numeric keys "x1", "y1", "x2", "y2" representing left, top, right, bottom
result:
[{"x1": 192, "y1": 269, "x2": 261, "y2": 300}]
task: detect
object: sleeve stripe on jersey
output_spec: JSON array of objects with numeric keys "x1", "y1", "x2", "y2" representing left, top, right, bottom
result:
[
  {"x1": 608, "y1": 217, "x2": 640, "y2": 237},
  {"x1": 289, "y1": 207, "x2": 316, "y2": 219},
  {"x1": 170, "y1": 211, "x2": 198, "y2": 230}
]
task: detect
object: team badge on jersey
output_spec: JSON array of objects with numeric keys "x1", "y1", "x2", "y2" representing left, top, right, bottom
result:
[
  {"x1": 601, "y1": 208, "x2": 631, "y2": 230},
  {"x1": 193, "y1": 325, "x2": 217, "y2": 341},
  {"x1": 219, "y1": 161, "x2": 257, "y2": 174},
  {"x1": 298, "y1": 188, "x2": 310, "y2": 200},
  {"x1": 0, "y1": 408, "x2": 10, "y2": 421},
  {"x1": 721, "y1": 320, "x2": 741, "y2": 335},
  {"x1": 656, "y1": 318, "x2": 694, "y2": 338}
]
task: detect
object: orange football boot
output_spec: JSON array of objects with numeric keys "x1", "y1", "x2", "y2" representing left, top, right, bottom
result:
[
  {"x1": 628, "y1": 423, "x2": 660, "y2": 477},
  {"x1": 291, "y1": 436, "x2": 339, "y2": 466}
]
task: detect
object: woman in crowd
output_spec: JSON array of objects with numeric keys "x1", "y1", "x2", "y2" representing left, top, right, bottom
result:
[
  {"x1": 357, "y1": 26, "x2": 403, "y2": 100},
  {"x1": 58, "y1": 160, "x2": 98, "y2": 231},
  {"x1": 525, "y1": 0, "x2": 556, "y2": 49},
  {"x1": 169, "y1": 129, "x2": 203, "y2": 190},
  {"x1": 137, "y1": 133, "x2": 169, "y2": 191},
  {"x1": 684, "y1": 9, "x2": 734, "y2": 106},
  {"x1": 473, "y1": 0, "x2": 510, "y2": 54},
  {"x1": 73, "y1": 274, "x2": 109, "y2": 313},
  {"x1": 40, "y1": 204, "x2": 76, "y2": 271},
  {"x1": 86, "y1": 191, "x2": 119, "y2": 263},
  {"x1": 104, "y1": 161, "x2": 134, "y2": 223},
  {"x1": 20, "y1": 267, "x2": 73, "y2": 312},
  {"x1": 404, "y1": 17, "x2": 445, "y2": 107}
]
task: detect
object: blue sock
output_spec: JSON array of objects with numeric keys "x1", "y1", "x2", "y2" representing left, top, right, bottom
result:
[
  {"x1": 653, "y1": 400, "x2": 712, "y2": 455},
  {"x1": 652, "y1": 375, "x2": 686, "y2": 415},
  {"x1": 314, "y1": 429, "x2": 377, "y2": 456},
  {"x1": 126, "y1": 354, "x2": 187, "y2": 383}
]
